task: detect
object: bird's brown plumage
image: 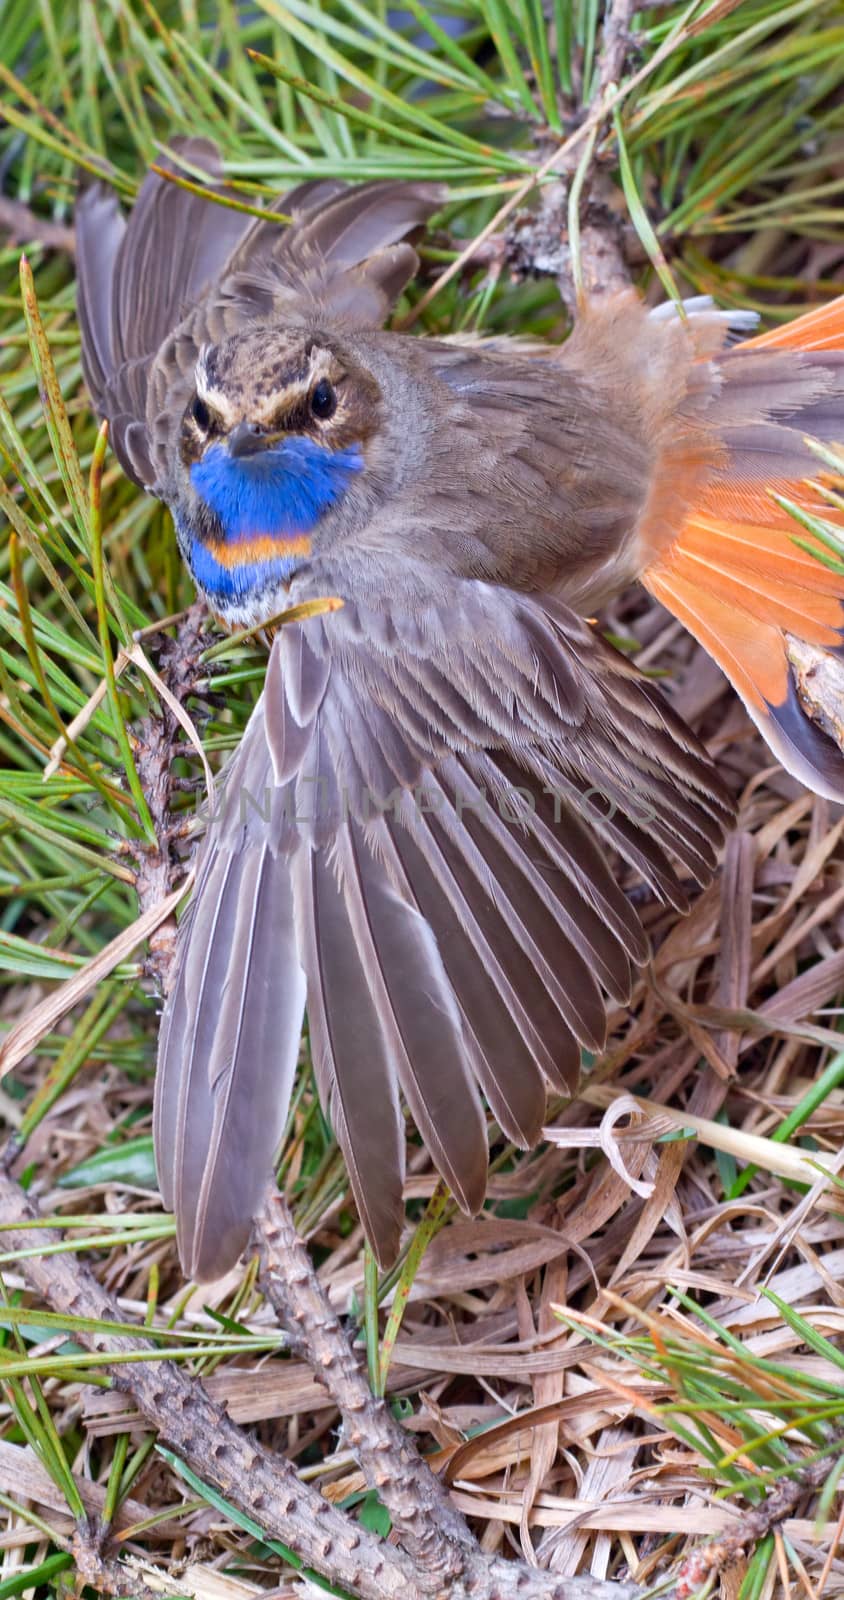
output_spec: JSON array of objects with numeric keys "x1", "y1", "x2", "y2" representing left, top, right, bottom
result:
[{"x1": 76, "y1": 139, "x2": 844, "y2": 1279}]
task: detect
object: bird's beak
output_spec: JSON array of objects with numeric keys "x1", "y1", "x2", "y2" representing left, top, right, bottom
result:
[{"x1": 227, "y1": 420, "x2": 275, "y2": 459}]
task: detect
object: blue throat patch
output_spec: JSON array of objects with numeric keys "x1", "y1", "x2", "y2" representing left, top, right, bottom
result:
[
  {"x1": 187, "y1": 435, "x2": 363, "y2": 606},
  {"x1": 191, "y1": 435, "x2": 363, "y2": 541}
]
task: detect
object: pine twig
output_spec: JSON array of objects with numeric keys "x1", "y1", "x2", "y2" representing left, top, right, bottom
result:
[
  {"x1": 0, "y1": 194, "x2": 75, "y2": 254},
  {"x1": 71, "y1": 1527, "x2": 161, "y2": 1600},
  {"x1": 507, "y1": 0, "x2": 639, "y2": 311},
  {"x1": 596, "y1": 0, "x2": 641, "y2": 93},
  {"x1": 0, "y1": 1176, "x2": 639, "y2": 1600},
  {"x1": 130, "y1": 602, "x2": 209, "y2": 990},
  {"x1": 252, "y1": 1189, "x2": 475, "y2": 1583},
  {"x1": 671, "y1": 1445, "x2": 844, "y2": 1598},
  {"x1": 251, "y1": 1181, "x2": 638, "y2": 1595}
]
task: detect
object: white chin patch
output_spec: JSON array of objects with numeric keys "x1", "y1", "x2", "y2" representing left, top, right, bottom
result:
[{"x1": 208, "y1": 584, "x2": 294, "y2": 632}]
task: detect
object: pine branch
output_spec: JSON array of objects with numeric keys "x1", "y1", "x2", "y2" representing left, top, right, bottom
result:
[
  {"x1": 672, "y1": 1445, "x2": 844, "y2": 1597},
  {"x1": 252, "y1": 1189, "x2": 475, "y2": 1582},
  {"x1": 129, "y1": 603, "x2": 211, "y2": 990},
  {"x1": 0, "y1": 194, "x2": 75, "y2": 254},
  {"x1": 507, "y1": 0, "x2": 638, "y2": 312}
]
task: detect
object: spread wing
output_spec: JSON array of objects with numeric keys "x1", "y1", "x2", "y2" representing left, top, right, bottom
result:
[
  {"x1": 76, "y1": 139, "x2": 248, "y2": 487},
  {"x1": 75, "y1": 139, "x2": 441, "y2": 488},
  {"x1": 155, "y1": 575, "x2": 733, "y2": 1280}
]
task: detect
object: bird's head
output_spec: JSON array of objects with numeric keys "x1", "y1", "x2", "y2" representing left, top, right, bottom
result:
[{"x1": 173, "y1": 328, "x2": 381, "y2": 626}]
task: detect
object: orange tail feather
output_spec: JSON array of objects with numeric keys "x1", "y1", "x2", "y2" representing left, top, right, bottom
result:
[
  {"x1": 642, "y1": 295, "x2": 844, "y2": 799},
  {"x1": 742, "y1": 295, "x2": 844, "y2": 353}
]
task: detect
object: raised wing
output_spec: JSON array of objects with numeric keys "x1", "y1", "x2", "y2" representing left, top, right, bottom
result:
[
  {"x1": 76, "y1": 140, "x2": 441, "y2": 488},
  {"x1": 155, "y1": 576, "x2": 733, "y2": 1280},
  {"x1": 76, "y1": 139, "x2": 248, "y2": 486}
]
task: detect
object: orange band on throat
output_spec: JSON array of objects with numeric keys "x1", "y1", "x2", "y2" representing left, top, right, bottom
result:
[{"x1": 205, "y1": 533, "x2": 313, "y2": 568}]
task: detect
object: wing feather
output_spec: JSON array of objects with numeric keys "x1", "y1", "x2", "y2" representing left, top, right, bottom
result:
[
  {"x1": 156, "y1": 577, "x2": 734, "y2": 1277},
  {"x1": 336, "y1": 818, "x2": 489, "y2": 1214},
  {"x1": 388, "y1": 799, "x2": 582, "y2": 1091},
  {"x1": 376, "y1": 813, "x2": 563, "y2": 1138},
  {"x1": 111, "y1": 138, "x2": 245, "y2": 370},
  {"x1": 221, "y1": 177, "x2": 443, "y2": 325},
  {"x1": 294, "y1": 839, "x2": 405, "y2": 1266},
  {"x1": 75, "y1": 185, "x2": 126, "y2": 409},
  {"x1": 424, "y1": 762, "x2": 609, "y2": 1052},
  {"x1": 158, "y1": 850, "x2": 248, "y2": 1230},
  {"x1": 185, "y1": 844, "x2": 306, "y2": 1282}
]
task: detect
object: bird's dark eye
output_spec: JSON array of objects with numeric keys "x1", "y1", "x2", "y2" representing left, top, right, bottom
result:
[
  {"x1": 191, "y1": 396, "x2": 210, "y2": 432},
  {"x1": 310, "y1": 379, "x2": 337, "y2": 420}
]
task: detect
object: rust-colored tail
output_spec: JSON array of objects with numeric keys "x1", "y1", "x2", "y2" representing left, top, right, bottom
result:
[{"x1": 642, "y1": 295, "x2": 844, "y2": 799}]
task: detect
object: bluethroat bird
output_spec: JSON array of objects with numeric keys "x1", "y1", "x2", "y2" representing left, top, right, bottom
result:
[{"x1": 76, "y1": 138, "x2": 844, "y2": 1281}]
